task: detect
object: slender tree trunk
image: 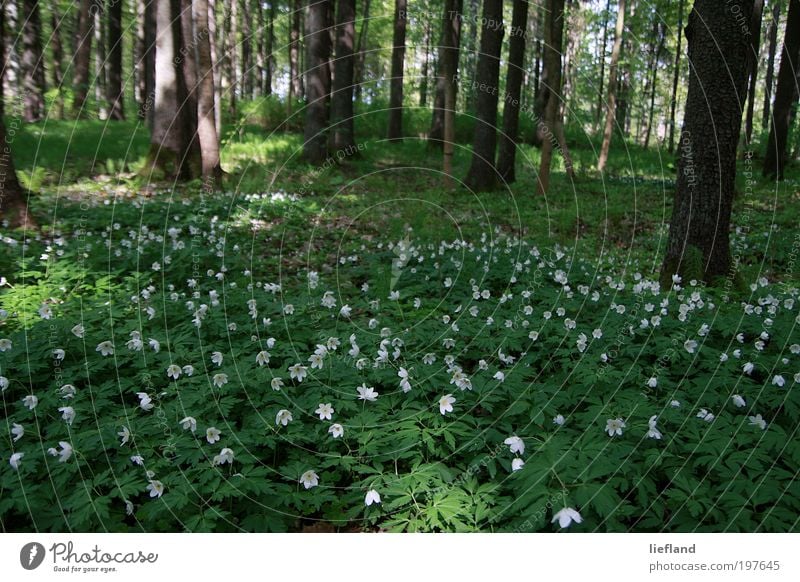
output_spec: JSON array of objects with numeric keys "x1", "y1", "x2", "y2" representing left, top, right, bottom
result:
[
  {"x1": 106, "y1": 0, "x2": 124, "y2": 120},
  {"x1": 387, "y1": 0, "x2": 407, "y2": 140},
  {"x1": 496, "y1": 0, "x2": 528, "y2": 184},
  {"x1": 256, "y1": 0, "x2": 265, "y2": 96},
  {"x1": 762, "y1": 0, "x2": 781, "y2": 131},
  {"x1": 208, "y1": 0, "x2": 221, "y2": 137},
  {"x1": 596, "y1": 0, "x2": 626, "y2": 173},
  {"x1": 140, "y1": 0, "x2": 156, "y2": 129},
  {"x1": 332, "y1": 0, "x2": 356, "y2": 151},
  {"x1": 304, "y1": 0, "x2": 333, "y2": 164},
  {"x1": 265, "y1": 0, "x2": 275, "y2": 95},
  {"x1": 744, "y1": 0, "x2": 765, "y2": 145},
  {"x1": 661, "y1": 0, "x2": 753, "y2": 285},
  {"x1": 21, "y1": 0, "x2": 46, "y2": 122},
  {"x1": 764, "y1": 0, "x2": 800, "y2": 179},
  {"x1": 430, "y1": 0, "x2": 462, "y2": 148},
  {"x1": 537, "y1": 0, "x2": 566, "y2": 196},
  {"x1": 595, "y1": 0, "x2": 611, "y2": 130},
  {"x1": 228, "y1": 0, "x2": 238, "y2": 116},
  {"x1": 419, "y1": 19, "x2": 431, "y2": 107},
  {"x1": 50, "y1": 6, "x2": 65, "y2": 118},
  {"x1": 463, "y1": 0, "x2": 504, "y2": 191},
  {"x1": 668, "y1": 0, "x2": 685, "y2": 153},
  {"x1": 180, "y1": 0, "x2": 201, "y2": 170},
  {"x1": 644, "y1": 22, "x2": 665, "y2": 149},
  {"x1": 73, "y1": 0, "x2": 96, "y2": 117},
  {"x1": 442, "y1": 0, "x2": 462, "y2": 187},
  {"x1": 240, "y1": 0, "x2": 253, "y2": 99},
  {"x1": 353, "y1": 0, "x2": 371, "y2": 102},
  {"x1": 290, "y1": 0, "x2": 304, "y2": 104},
  {"x1": 94, "y1": 2, "x2": 107, "y2": 119},
  {"x1": 194, "y1": 0, "x2": 222, "y2": 187},
  {"x1": 3, "y1": 2, "x2": 20, "y2": 102}
]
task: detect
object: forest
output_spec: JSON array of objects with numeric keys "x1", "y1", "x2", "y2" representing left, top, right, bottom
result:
[{"x1": 0, "y1": 0, "x2": 799, "y2": 533}]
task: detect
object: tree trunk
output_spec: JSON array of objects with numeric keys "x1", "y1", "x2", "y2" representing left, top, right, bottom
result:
[
  {"x1": 668, "y1": 0, "x2": 685, "y2": 153},
  {"x1": 3, "y1": 2, "x2": 20, "y2": 102},
  {"x1": 496, "y1": 0, "x2": 528, "y2": 184},
  {"x1": 94, "y1": 2, "x2": 107, "y2": 119},
  {"x1": 353, "y1": 0, "x2": 371, "y2": 102},
  {"x1": 143, "y1": 0, "x2": 199, "y2": 180},
  {"x1": 208, "y1": 0, "x2": 221, "y2": 137},
  {"x1": 661, "y1": 0, "x2": 753, "y2": 285},
  {"x1": 442, "y1": 0, "x2": 462, "y2": 187},
  {"x1": 20, "y1": 0, "x2": 46, "y2": 122},
  {"x1": 180, "y1": 0, "x2": 202, "y2": 166},
  {"x1": 240, "y1": 0, "x2": 253, "y2": 99},
  {"x1": 744, "y1": 0, "x2": 765, "y2": 145},
  {"x1": 289, "y1": 0, "x2": 304, "y2": 105},
  {"x1": 194, "y1": 0, "x2": 222, "y2": 188},
  {"x1": 430, "y1": 0, "x2": 462, "y2": 148},
  {"x1": 762, "y1": 0, "x2": 781, "y2": 131},
  {"x1": 463, "y1": 0, "x2": 504, "y2": 192},
  {"x1": 265, "y1": 0, "x2": 275, "y2": 95},
  {"x1": 50, "y1": 5, "x2": 65, "y2": 118},
  {"x1": 595, "y1": 0, "x2": 611, "y2": 130},
  {"x1": 228, "y1": 0, "x2": 238, "y2": 116},
  {"x1": 419, "y1": 18, "x2": 431, "y2": 106},
  {"x1": 644, "y1": 22, "x2": 665, "y2": 149},
  {"x1": 596, "y1": 0, "x2": 626, "y2": 173},
  {"x1": 304, "y1": 0, "x2": 333, "y2": 164},
  {"x1": 536, "y1": 0, "x2": 566, "y2": 196},
  {"x1": 106, "y1": 0, "x2": 124, "y2": 120},
  {"x1": 387, "y1": 0, "x2": 407, "y2": 140},
  {"x1": 764, "y1": 0, "x2": 800, "y2": 179},
  {"x1": 73, "y1": 0, "x2": 96, "y2": 117},
  {"x1": 332, "y1": 0, "x2": 356, "y2": 151}
]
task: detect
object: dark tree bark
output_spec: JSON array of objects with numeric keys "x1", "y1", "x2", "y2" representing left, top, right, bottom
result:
[
  {"x1": 536, "y1": 0, "x2": 566, "y2": 195},
  {"x1": 106, "y1": 0, "x2": 124, "y2": 120},
  {"x1": 764, "y1": 0, "x2": 800, "y2": 179},
  {"x1": 304, "y1": 0, "x2": 333, "y2": 164},
  {"x1": 136, "y1": 0, "x2": 155, "y2": 124},
  {"x1": 762, "y1": 0, "x2": 781, "y2": 131},
  {"x1": 442, "y1": 0, "x2": 462, "y2": 187},
  {"x1": 194, "y1": 0, "x2": 222, "y2": 187},
  {"x1": 496, "y1": 0, "x2": 528, "y2": 184},
  {"x1": 661, "y1": 0, "x2": 754, "y2": 285},
  {"x1": 143, "y1": 0, "x2": 200, "y2": 180},
  {"x1": 429, "y1": 0, "x2": 462, "y2": 148},
  {"x1": 597, "y1": 0, "x2": 626, "y2": 172},
  {"x1": 289, "y1": 0, "x2": 304, "y2": 105},
  {"x1": 353, "y1": 0, "x2": 370, "y2": 102},
  {"x1": 387, "y1": 0, "x2": 407, "y2": 140},
  {"x1": 49, "y1": 5, "x2": 65, "y2": 118},
  {"x1": 227, "y1": 0, "x2": 237, "y2": 116},
  {"x1": 668, "y1": 0, "x2": 685, "y2": 153},
  {"x1": 463, "y1": 0, "x2": 504, "y2": 192},
  {"x1": 180, "y1": 0, "x2": 202, "y2": 167},
  {"x1": 265, "y1": 0, "x2": 275, "y2": 95},
  {"x1": 73, "y1": 0, "x2": 97, "y2": 117},
  {"x1": 744, "y1": 0, "x2": 764, "y2": 144},
  {"x1": 419, "y1": 18, "x2": 431, "y2": 106},
  {"x1": 595, "y1": 0, "x2": 611, "y2": 129},
  {"x1": 240, "y1": 0, "x2": 253, "y2": 99},
  {"x1": 20, "y1": 0, "x2": 45, "y2": 122},
  {"x1": 332, "y1": 0, "x2": 356, "y2": 151},
  {"x1": 644, "y1": 21, "x2": 665, "y2": 149},
  {"x1": 94, "y1": 1, "x2": 106, "y2": 119},
  {"x1": 208, "y1": 0, "x2": 221, "y2": 137}
]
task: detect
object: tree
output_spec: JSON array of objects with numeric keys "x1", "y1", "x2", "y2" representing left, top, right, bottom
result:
[
  {"x1": 464, "y1": 0, "x2": 504, "y2": 191},
  {"x1": 49, "y1": 5, "x2": 65, "y2": 118},
  {"x1": 304, "y1": 0, "x2": 333, "y2": 164},
  {"x1": 661, "y1": 0, "x2": 754, "y2": 285},
  {"x1": 596, "y1": 0, "x2": 626, "y2": 172},
  {"x1": 73, "y1": 0, "x2": 97, "y2": 117},
  {"x1": 194, "y1": 0, "x2": 222, "y2": 187},
  {"x1": 763, "y1": 0, "x2": 800, "y2": 180},
  {"x1": 643, "y1": 20, "x2": 665, "y2": 149},
  {"x1": 136, "y1": 0, "x2": 156, "y2": 126},
  {"x1": 20, "y1": 0, "x2": 45, "y2": 122},
  {"x1": 762, "y1": 0, "x2": 782, "y2": 131},
  {"x1": 332, "y1": 0, "x2": 356, "y2": 151},
  {"x1": 353, "y1": 0, "x2": 371, "y2": 102},
  {"x1": 106, "y1": 0, "x2": 124, "y2": 120},
  {"x1": 264, "y1": 1, "x2": 276, "y2": 95},
  {"x1": 387, "y1": 0, "x2": 407, "y2": 140},
  {"x1": 143, "y1": 0, "x2": 200, "y2": 179},
  {"x1": 743, "y1": 0, "x2": 764, "y2": 145},
  {"x1": 496, "y1": 0, "x2": 528, "y2": 183},
  {"x1": 289, "y1": 0, "x2": 304, "y2": 108},
  {"x1": 668, "y1": 0, "x2": 685, "y2": 153},
  {"x1": 430, "y1": 0, "x2": 462, "y2": 148},
  {"x1": 536, "y1": 0, "x2": 566, "y2": 196},
  {"x1": 595, "y1": 0, "x2": 611, "y2": 129},
  {"x1": 441, "y1": 0, "x2": 462, "y2": 186}
]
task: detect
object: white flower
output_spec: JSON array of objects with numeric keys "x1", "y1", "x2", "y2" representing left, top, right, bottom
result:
[
  {"x1": 131, "y1": 455, "x2": 144, "y2": 466},
  {"x1": 439, "y1": 394, "x2": 456, "y2": 415},
  {"x1": 731, "y1": 394, "x2": 746, "y2": 408},
  {"x1": 51, "y1": 441, "x2": 73, "y2": 463},
  {"x1": 9, "y1": 452, "x2": 23, "y2": 470},
  {"x1": 52, "y1": 349, "x2": 65, "y2": 361},
  {"x1": 321, "y1": 291, "x2": 336, "y2": 309},
  {"x1": 696, "y1": 408, "x2": 715, "y2": 422},
  {"x1": 206, "y1": 427, "x2": 221, "y2": 444},
  {"x1": 136, "y1": 392, "x2": 154, "y2": 411},
  {"x1": 148, "y1": 338, "x2": 160, "y2": 353},
  {"x1": 605, "y1": 418, "x2": 626, "y2": 437},
  {"x1": 255, "y1": 350, "x2": 270, "y2": 366},
  {"x1": 493, "y1": 371, "x2": 505, "y2": 383},
  {"x1": 308, "y1": 353, "x2": 324, "y2": 369},
  {"x1": 511, "y1": 458, "x2": 525, "y2": 472},
  {"x1": 166, "y1": 364, "x2": 182, "y2": 380},
  {"x1": 276, "y1": 409, "x2": 293, "y2": 426},
  {"x1": 38, "y1": 304, "x2": 53, "y2": 319},
  {"x1": 670, "y1": 399, "x2": 681, "y2": 408},
  {"x1": 328, "y1": 423, "x2": 344, "y2": 438},
  {"x1": 96, "y1": 341, "x2": 114, "y2": 356},
  {"x1": 146, "y1": 480, "x2": 165, "y2": 498},
  {"x1": 552, "y1": 507, "x2": 583, "y2": 529},
  {"x1": 11, "y1": 423, "x2": 24, "y2": 442},
  {"x1": 504, "y1": 436, "x2": 525, "y2": 455},
  {"x1": 71, "y1": 323, "x2": 85, "y2": 338},
  {"x1": 0, "y1": 338, "x2": 12, "y2": 352},
  {"x1": 749, "y1": 414, "x2": 767, "y2": 430},
  {"x1": 300, "y1": 470, "x2": 319, "y2": 489},
  {"x1": 684, "y1": 339, "x2": 698, "y2": 354},
  {"x1": 212, "y1": 373, "x2": 228, "y2": 388},
  {"x1": 59, "y1": 406, "x2": 75, "y2": 425},
  {"x1": 213, "y1": 447, "x2": 235, "y2": 466},
  {"x1": 315, "y1": 403, "x2": 334, "y2": 420},
  {"x1": 118, "y1": 426, "x2": 131, "y2": 445},
  {"x1": 646, "y1": 415, "x2": 662, "y2": 440},
  {"x1": 553, "y1": 414, "x2": 565, "y2": 426},
  {"x1": 22, "y1": 394, "x2": 38, "y2": 410},
  {"x1": 357, "y1": 384, "x2": 379, "y2": 402},
  {"x1": 180, "y1": 417, "x2": 197, "y2": 433},
  {"x1": 743, "y1": 362, "x2": 754, "y2": 375},
  {"x1": 288, "y1": 364, "x2": 308, "y2": 382},
  {"x1": 211, "y1": 351, "x2": 224, "y2": 366},
  {"x1": 182, "y1": 364, "x2": 195, "y2": 376},
  {"x1": 772, "y1": 375, "x2": 785, "y2": 387},
  {"x1": 647, "y1": 377, "x2": 658, "y2": 388},
  {"x1": 0, "y1": 376, "x2": 8, "y2": 391},
  {"x1": 365, "y1": 489, "x2": 381, "y2": 506},
  {"x1": 339, "y1": 305, "x2": 352, "y2": 318},
  {"x1": 271, "y1": 377, "x2": 284, "y2": 391}
]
